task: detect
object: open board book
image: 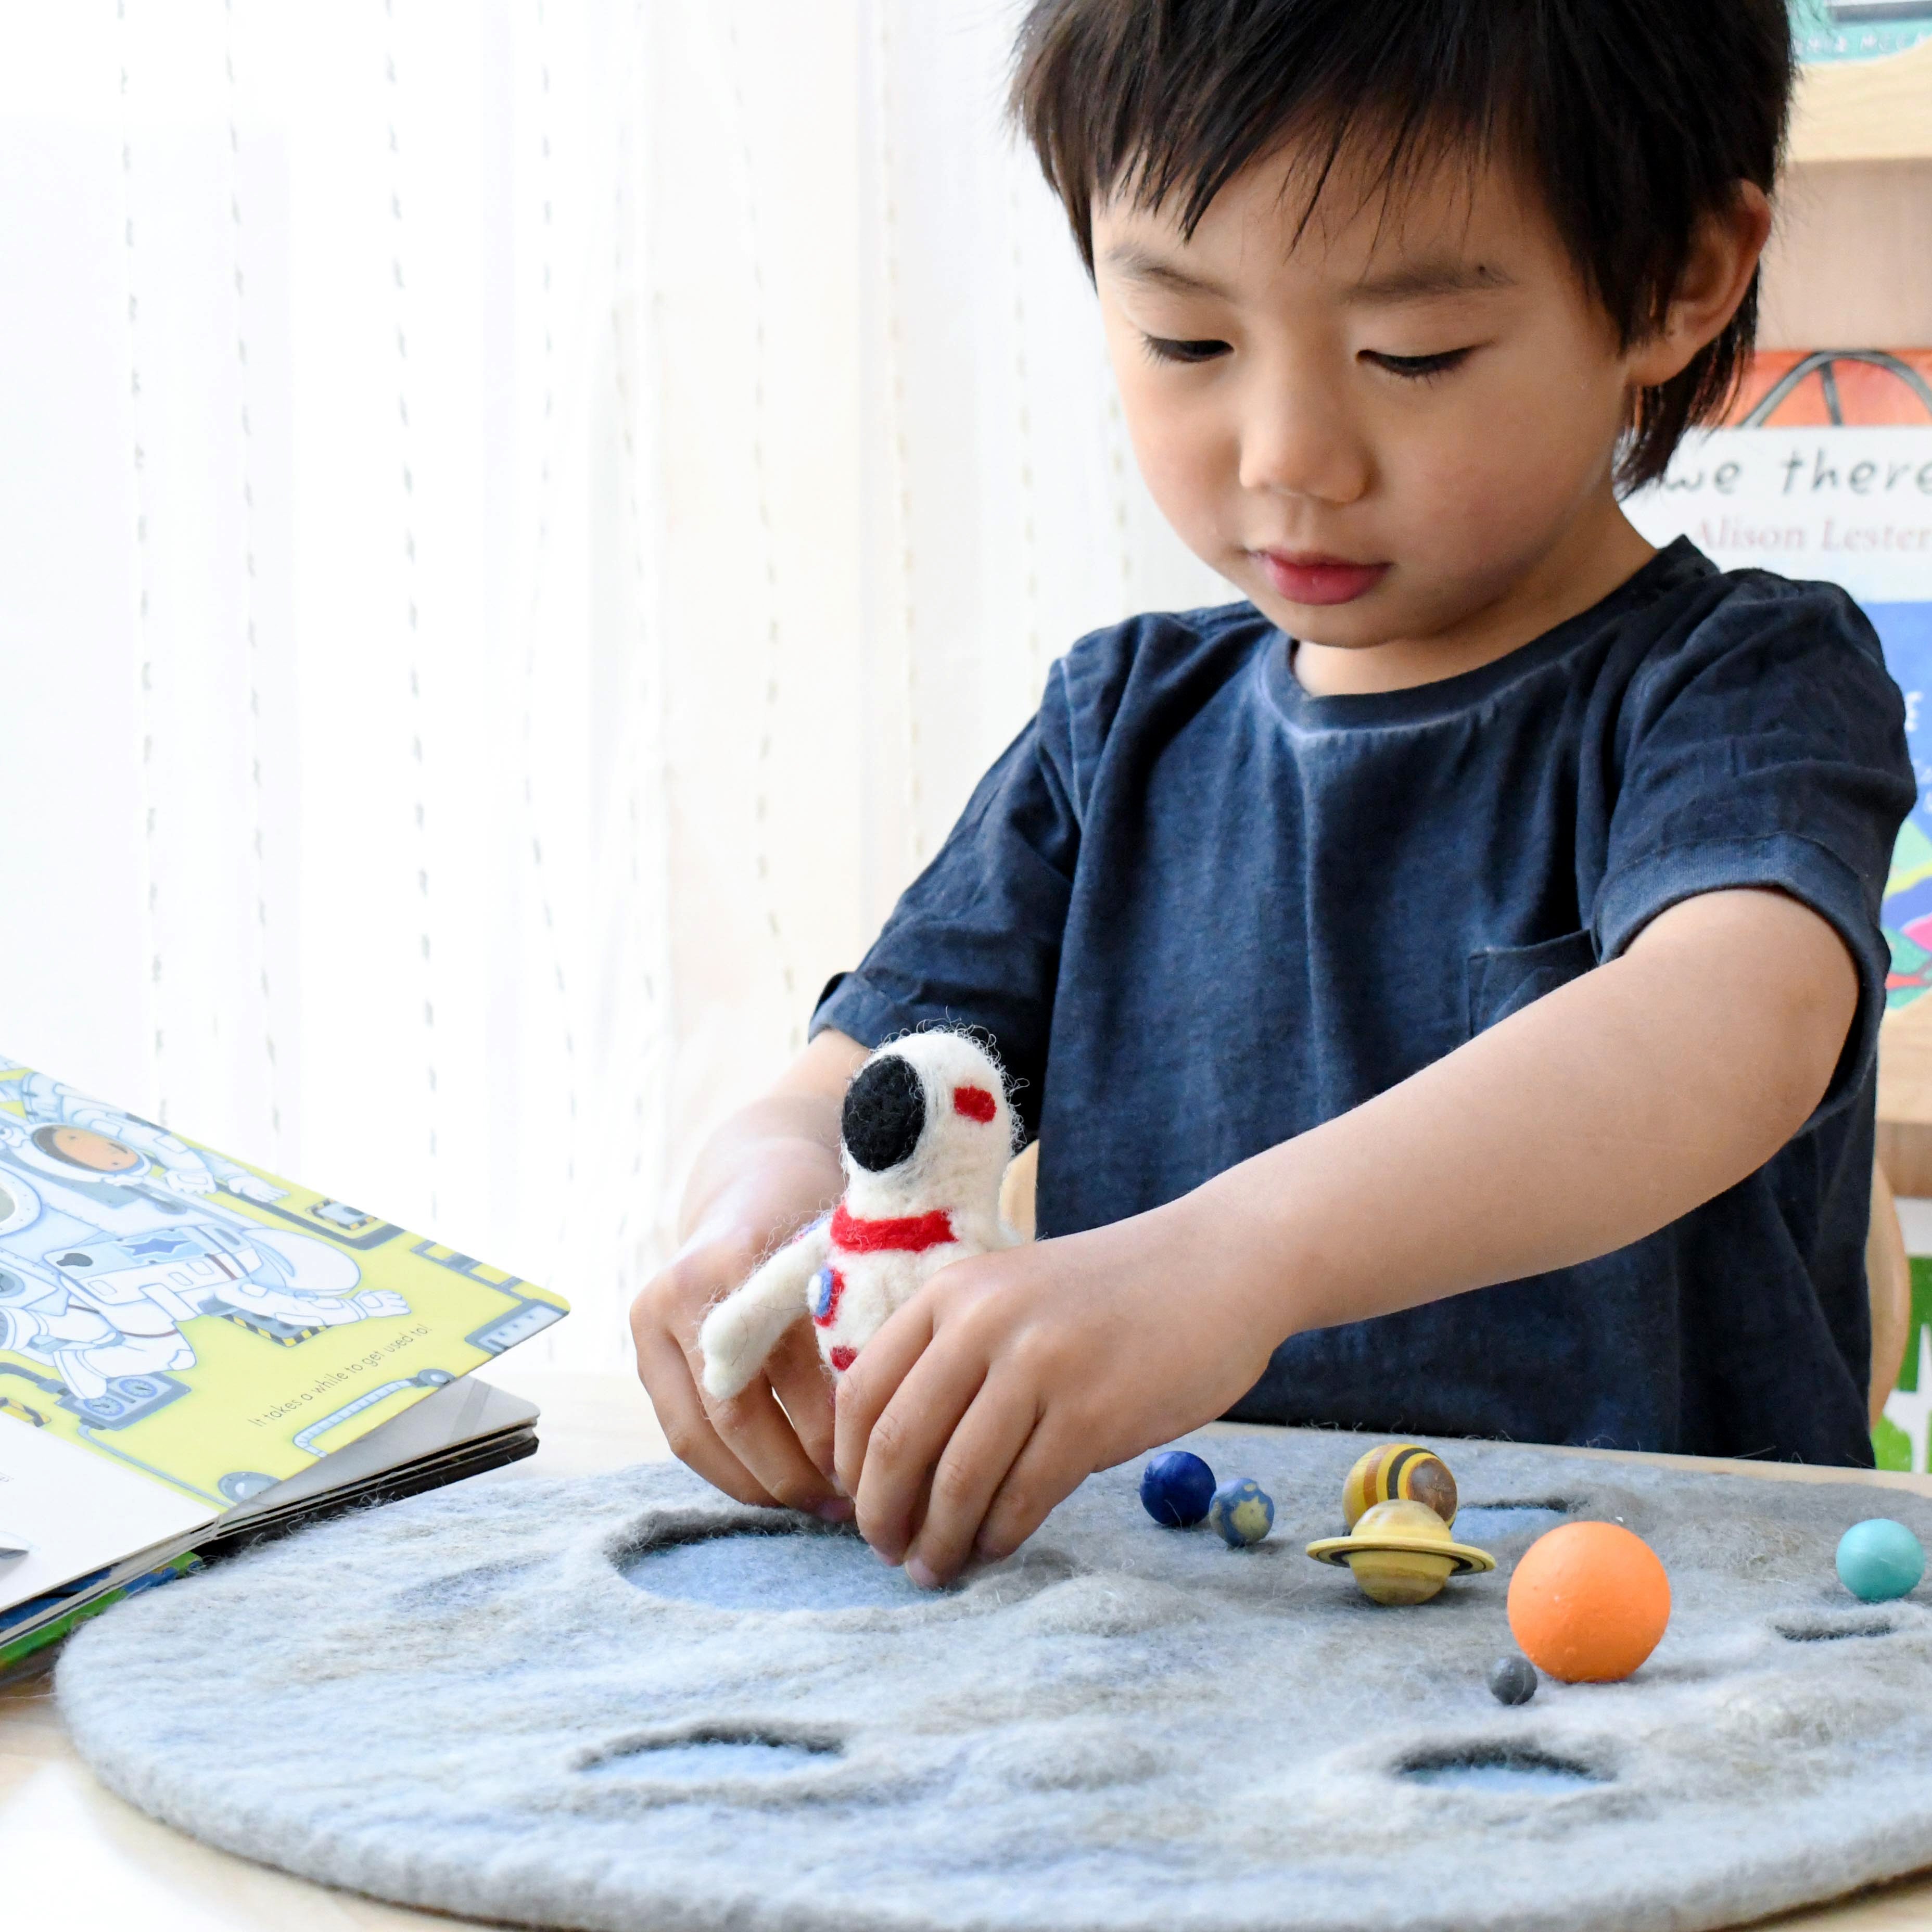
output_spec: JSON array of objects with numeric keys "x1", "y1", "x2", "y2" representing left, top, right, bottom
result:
[{"x1": 0, "y1": 1054, "x2": 569, "y2": 1670}]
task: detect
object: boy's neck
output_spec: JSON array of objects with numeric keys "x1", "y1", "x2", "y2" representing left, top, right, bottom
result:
[{"x1": 1290, "y1": 497, "x2": 1658, "y2": 699}]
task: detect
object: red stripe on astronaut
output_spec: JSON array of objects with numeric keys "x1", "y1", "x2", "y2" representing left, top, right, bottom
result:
[
  {"x1": 829, "y1": 1204, "x2": 956, "y2": 1254},
  {"x1": 952, "y1": 1085, "x2": 998, "y2": 1123}
]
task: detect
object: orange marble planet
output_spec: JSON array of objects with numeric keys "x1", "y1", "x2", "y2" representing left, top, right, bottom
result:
[{"x1": 1506, "y1": 1521, "x2": 1671, "y2": 1682}]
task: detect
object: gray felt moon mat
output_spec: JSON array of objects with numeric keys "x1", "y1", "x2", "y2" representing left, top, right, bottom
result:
[{"x1": 54, "y1": 1428, "x2": 1932, "y2": 1932}]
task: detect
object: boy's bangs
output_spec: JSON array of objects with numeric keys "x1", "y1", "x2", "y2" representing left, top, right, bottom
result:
[
  {"x1": 1118, "y1": 59, "x2": 1511, "y2": 272},
  {"x1": 1018, "y1": 2, "x2": 1526, "y2": 274},
  {"x1": 1010, "y1": 0, "x2": 1794, "y2": 492}
]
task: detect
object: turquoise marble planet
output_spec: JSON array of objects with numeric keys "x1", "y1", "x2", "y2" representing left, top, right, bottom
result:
[
  {"x1": 1208, "y1": 1477, "x2": 1275, "y2": 1547},
  {"x1": 1836, "y1": 1519, "x2": 1926, "y2": 1603}
]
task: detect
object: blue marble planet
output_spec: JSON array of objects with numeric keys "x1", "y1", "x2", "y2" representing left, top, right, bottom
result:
[
  {"x1": 1208, "y1": 1477, "x2": 1276, "y2": 1547},
  {"x1": 1140, "y1": 1451, "x2": 1216, "y2": 1528},
  {"x1": 1836, "y1": 1518, "x2": 1926, "y2": 1603}
]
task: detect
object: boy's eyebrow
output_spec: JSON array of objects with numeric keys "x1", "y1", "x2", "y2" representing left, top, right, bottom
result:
[
  {"x1": 1099, "y1": 243, "x2": 1515, "y2": 306},
  {"x1": 1343, "y1": 259, "x2": 1517, "y2": 306},
  {"x1": 1097, "y1": 242, "x2": 1234, "y2": 300}
]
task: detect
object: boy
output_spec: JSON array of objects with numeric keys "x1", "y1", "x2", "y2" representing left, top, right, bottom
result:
[{"x1": 633, "y1": 0, "x2": 1913, "y2": 1589}]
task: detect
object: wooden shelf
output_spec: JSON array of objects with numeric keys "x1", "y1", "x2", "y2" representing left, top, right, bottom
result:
[{"x1": 1792, "y1": 39, "x2": 1932, "y2": 164}]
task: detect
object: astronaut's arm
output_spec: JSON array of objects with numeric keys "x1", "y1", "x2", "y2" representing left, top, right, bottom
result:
[
  {"x1": 0, "y1": 1294, "x2": 122, "y2": 1352},
  {"x1": 141, "y1": 1137, "x2": 229, "y2": 1197},
  {"x1": 698, "y1": 1218, "x2": 831, "y2": 1402},
  {"x1": 219, "y1": 1276, "x2": 405, "y2": 1326},
  {"x1": 201, "y1": 1150, "x2": 284, "y2": 1203}
]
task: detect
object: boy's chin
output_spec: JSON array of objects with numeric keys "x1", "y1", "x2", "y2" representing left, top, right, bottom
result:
[{"x1": 1248, "y1": 588, "x2": 1403, "y2": 652}]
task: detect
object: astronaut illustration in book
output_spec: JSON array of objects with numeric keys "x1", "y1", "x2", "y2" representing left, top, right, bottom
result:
[{"x1": 0, "y1": 1069, "x2": 409, "y2": 1426}]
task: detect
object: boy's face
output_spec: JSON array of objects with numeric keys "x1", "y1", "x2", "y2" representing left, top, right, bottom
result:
[{"x1": 1093, "y1": 139, "x2": 1680, "y2": 687}]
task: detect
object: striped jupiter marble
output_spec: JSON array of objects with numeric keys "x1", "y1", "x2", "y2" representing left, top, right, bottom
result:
[{"x1": 1343, "y1": 1442, "x2": 1458, "y2": 1531}]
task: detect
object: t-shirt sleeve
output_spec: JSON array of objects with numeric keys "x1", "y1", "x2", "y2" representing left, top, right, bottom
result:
[
  {"x1": 810, "y1": 660, "x2": 1084, "y2": 1138},
  {"x1": 1591, "y1": 575, "x2": 1913, "y2": 1120}
]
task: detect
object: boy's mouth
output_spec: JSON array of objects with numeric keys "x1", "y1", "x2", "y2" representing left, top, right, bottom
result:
[{"x1": 1252, "y1": 550, "x2": 1389, "y2": 607}]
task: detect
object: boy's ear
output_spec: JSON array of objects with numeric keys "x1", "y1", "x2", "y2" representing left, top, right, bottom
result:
[{"x1": 1625, "y1": 182, "x2": 1773, "y2": 391}]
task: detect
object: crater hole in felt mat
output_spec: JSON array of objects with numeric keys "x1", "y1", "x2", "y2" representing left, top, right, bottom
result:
[
  {"x1": 1453, "y1": 1501, "x2": 1572, "y2": 1541},
  {"x1": 580, "y1": 1727, "x2": 842, "y2": 1781},
  {"x1": 616, "y1": 1524, "x2": 945, "y2": 1610},
  {"x1": 58, "y1": 1433, "x2": 1932, "y2": 1932},
  {"x1": 1775, "y1": 1611, "x2": 1903, "y2": 1643},
  {"x1": 1400, "y1": 1748, "x2": 1607, "y2": 1794}
]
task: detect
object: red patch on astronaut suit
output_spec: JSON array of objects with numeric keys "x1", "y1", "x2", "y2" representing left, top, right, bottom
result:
[
  {"x1": 829, "y1": 1346, "x2": 857, "y2": 1372},
  {"x1": 952, "y1": 1085, "x2": 998, "y2": 1123},
  {"x1": 830, "y1": 1204, "x2": 955, "y2": 1254}
]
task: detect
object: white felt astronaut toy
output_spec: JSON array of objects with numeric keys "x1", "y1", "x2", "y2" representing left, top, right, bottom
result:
[{"x1": 700, "y1": 1030, "x2": 1021, "y2": 1400}]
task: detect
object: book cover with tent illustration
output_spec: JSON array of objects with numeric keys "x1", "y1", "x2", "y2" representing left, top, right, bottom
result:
[
  {"x1": 0, "y1": 1054, "x2": 568, "y2": 1651},
  {"x1": 1627, "y1": 345, "x2": 1932, "y2": 1470}
]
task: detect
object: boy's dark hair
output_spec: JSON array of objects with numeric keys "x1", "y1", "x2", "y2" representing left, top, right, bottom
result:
[{"x1": 1010, "y1": 0, "x2": 1791, "y2": 492}]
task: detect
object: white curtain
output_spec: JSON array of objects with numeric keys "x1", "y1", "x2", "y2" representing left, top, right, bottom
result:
[{"x1": 0, "y1": 1, "x2": 1227, "y2": 1370}]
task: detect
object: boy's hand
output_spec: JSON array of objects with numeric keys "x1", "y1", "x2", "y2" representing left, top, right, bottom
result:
[
  {"x1": 631, "y1": 1029, "x2": 868, "y2": 1520},
  {"x1": 631, "y1": 1155, "x2": 847, "y2": 1518},
  {"x1": 833, "y1": 1200, "x2": 1276, "y2": 1586},
  {"x1": 833, "y1": 888, "x2": 1858, "y2": 1587}
]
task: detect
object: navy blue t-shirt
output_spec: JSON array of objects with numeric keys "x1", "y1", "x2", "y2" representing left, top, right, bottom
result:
[{"x1": 814, "y1": 541, "x2": 1913, "y2": 1464}]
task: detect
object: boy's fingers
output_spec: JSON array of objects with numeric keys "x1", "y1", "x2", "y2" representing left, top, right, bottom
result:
[
  {"x1": 850, "y1": 1335, "x2": 991, "y2": 1565},
  {"x1": 900, "y1": 1378, "x2": 1042, "y2": 1586},
  {"x1": 634, "y1": 1325, "x2": 779, "y2": 1507},
  {"x1": 972, "y1": 1418, "x2": 1092, "y2": 1563},
  {"x1": 832, "y1": 1298, "x2": 938, "y2": 1499},
  {"x1": 698, "y1": 1344, "x2": 848, "y2": 1518},
  {"x1": 765, "y1": 1324, "x2": 838, "y2": 1482}
]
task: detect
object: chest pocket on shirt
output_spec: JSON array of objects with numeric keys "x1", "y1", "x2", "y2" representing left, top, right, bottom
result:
[{"x1": 1466, "y1": 929, "x2": 1597, "y2": 1036}]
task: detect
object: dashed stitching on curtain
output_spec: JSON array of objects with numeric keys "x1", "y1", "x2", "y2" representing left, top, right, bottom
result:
[
  {"x1": 871, "y1": 2, "x2": 922, "y2": 870},
  {"x1": 522, "y1": 0, "x2": 581, "y2": 1262},
  {"x1": 224, "y1": 0, "x2": 284, "y2": 1158},
  {"x1": 384, "y1": 0, "x2": 440, "y2": 1216},
  {"x1": 723, "y1": 10, "x2": 800, "y2": 1048},
  {"x1": 609, "y1": 0, "x2": 668, "y2": 1301},
  {"x1": 116, "y1": 3, "x2": 167, "y2": 1124}
]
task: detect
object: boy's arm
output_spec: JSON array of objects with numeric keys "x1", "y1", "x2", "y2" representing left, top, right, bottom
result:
[
  {"x1": 630, "y1": 1027, "x2": 868, "y2": 1518},
  {"x1": 834, "y1": 886, "x2": 1858, "y2": 1584}
]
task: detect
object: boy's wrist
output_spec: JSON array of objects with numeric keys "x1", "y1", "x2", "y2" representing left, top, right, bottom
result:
[
  {"x1": 678, "y1": 1114, "x2": 843, "y2": 1249},
  {"x1": 1160, "y1": 1161, "x2": 1337, "y2": 1364}
]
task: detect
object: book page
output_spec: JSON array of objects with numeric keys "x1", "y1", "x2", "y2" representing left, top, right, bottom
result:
[
  {"x1": 0, "y1": 1058, "x2": 569, "y2": 1514},
  {"x1": 0, "y1": 1412, "x2": 215, "y2": 1615}
]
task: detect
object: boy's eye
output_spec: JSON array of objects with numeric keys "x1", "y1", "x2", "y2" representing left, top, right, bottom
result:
[
  {"x1": 1140, "y1": 334, "x2": 1230, "y2": 366},
  {"x1": 1362, "y1": 347, "x2": 1475, "y2": 381}
]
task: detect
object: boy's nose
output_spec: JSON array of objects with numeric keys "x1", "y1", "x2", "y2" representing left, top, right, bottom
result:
[
  {"x1": 842, "y1": 1056, "x2": 926, "y2": 1172},
  {"x1": 1236, "y1": 373, "x2": 1370, "y2": 506}
]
